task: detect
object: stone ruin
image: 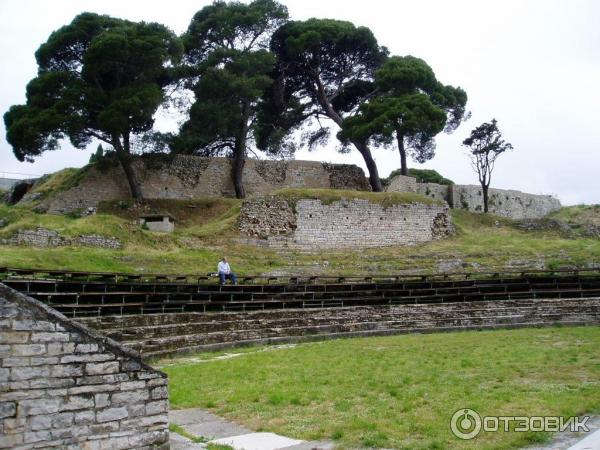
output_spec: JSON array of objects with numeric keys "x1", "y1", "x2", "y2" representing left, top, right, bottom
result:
[
  {"x1": 385, "y1": 174, "x2": 561, "y2": 219},
  {"x1": 0, "y1": 283, "x2": 169, "y2": 449}
]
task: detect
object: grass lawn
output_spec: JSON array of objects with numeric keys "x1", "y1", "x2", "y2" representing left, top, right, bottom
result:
[{"x1": 161, "y1": 326, "x2": 600, "y2": 449}]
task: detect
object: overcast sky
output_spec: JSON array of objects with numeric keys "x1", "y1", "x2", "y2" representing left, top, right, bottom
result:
[{"x1": 1, "y1": 0, "x2": 599, "y2": 204}]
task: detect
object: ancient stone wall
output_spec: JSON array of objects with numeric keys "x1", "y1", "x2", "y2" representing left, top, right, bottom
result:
[
  {"x1": 385, "y1": 174, "x2": 561, "y2": 219},
  {"x1": 0, "y1": 228, "x2": 122, "y2": 249},
  {"x1": 450, "y1": 185, "x2": 562, "y2": 219},
  {"x1": 29, "y1": 156, "x2": 370, "y2": 214},
  {"x1": 385, "y1": 174, "x2": 417, "y2": 193},
  {"x1": 416, "y1": 183, "x2": 451, "y2": 204},
  {"x1": 0, "y1": 283, "x2": 169, "y2": 449},
  {"x1": 239, "y1": 197, "x2": 451, "y2": 249}
]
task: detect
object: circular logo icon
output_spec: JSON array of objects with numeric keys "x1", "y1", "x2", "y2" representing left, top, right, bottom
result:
[{"x1": 451, "y1": 408, "x2": 482, "y2": 440}]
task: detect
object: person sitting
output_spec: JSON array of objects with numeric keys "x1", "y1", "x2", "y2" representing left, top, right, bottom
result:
[{"x1": 217, "y1": 257, "x2": 237, "y2": 285}]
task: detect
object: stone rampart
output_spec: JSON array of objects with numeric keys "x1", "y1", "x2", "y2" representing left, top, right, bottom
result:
[
  {"x1": 451, "y1": 185, "x2": 562, "y2": 219},
  {"x1": 0, "y1": 283, "x2": 169, "y2": 449},
  {"x1": 239, "y1": 197, "x2": 451, "y2": 249},
  {"x1": 416, "y1": 182, "x2": 451, "y2": 204},
  {"x1": 29, "y1": 156, "x2": 370, "y2": 214},
  {"x1": 385, "y1": 174, "x2": 561, "y2": 219},
  {"x1": 385, "y1": 174, "x2": 417, "y2": 193}
]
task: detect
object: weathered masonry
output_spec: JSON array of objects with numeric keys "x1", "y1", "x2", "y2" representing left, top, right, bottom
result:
[
  {"x1": 26, "y1": 156, "x2": 371, "y2": 214},
  {"x1": 385, "y1": 174, "x2": 561, "y2": 219},
  {"x1": 239, "y1": 196, "x2": 452, "y2": 249},
  {"x1": 0, "y1": 283, "x2": 169, "y2": 449},
  {"x1": 80, "y1": 298, "x2": 600, "y2": 357}
]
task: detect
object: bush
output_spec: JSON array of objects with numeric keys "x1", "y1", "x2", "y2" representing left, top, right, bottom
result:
[{"x1": 382, "y1": 168, "x2": 454, "y2": 186}]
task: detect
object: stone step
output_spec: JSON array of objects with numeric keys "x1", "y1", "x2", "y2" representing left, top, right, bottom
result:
[
  {"x1": 80, "y1": 299, "x2": 600, "y2": 332},
  {"x1": 119, "y1": 310, "x2": 600, "y2": 356}
]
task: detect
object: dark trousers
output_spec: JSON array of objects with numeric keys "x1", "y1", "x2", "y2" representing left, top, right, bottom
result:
[{"x1": 219, "y1": 272, "x2": 237, "y2": 285}]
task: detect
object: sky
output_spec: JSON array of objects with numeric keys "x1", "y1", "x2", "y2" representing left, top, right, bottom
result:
[{"x1": 1, "y1": 0, "x2": 599, "y2": 205}]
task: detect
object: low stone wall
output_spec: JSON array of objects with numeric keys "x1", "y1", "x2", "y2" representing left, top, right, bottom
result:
[
  {"x1": 28, "y1": 156, "x2": 371, "y2": 214},
  {"x1": 239, "y1": 197, "x2": 451, "y2": 249},
  {"x1": 0, "y1": 228, "x2": 122, "y2": 249},
  {"x1": 0, "y1": 283, "x2": 169, "y2": 449},
  {"x1": 385, "y1": 174, "x2": 561, "y2": 219}
]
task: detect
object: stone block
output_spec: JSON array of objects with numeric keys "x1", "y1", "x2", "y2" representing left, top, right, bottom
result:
[
  {"x1": 62, "y1": 395, "x2": 95, "y2": 411},
  {"x1": 30, "y1": 332, "x2": 70, "y2": 343},
  {"x1": 0, "y1": 332, "x2": 29, "y2": 344},
  {"x1": 145, "y1": 400, "x2": 168, "y2": 416},
  {"x1": 18, "y1": 398, "x2": 60, "y2": 416},
  {"x1": 110, "y1": 389, "x2": 148, "y2": 405},
  {"x1": 0, "y1": 401, "x2": 16, "y2": 419},
  {"x1": 96, "y1": 407, "x2": 128, "y2": 423},
  {"x1": 50, "y1": 364, "x2": 83, "y2": 378},
  {"x1": 85, "y1": 361, "x2": 119, "y2": 375},
  {"x1": 12, "y1": 320, "x2": 55, "y2": 332},
  {"x1": 10, "y1": 365, "x2": 51, "y2": 381}
]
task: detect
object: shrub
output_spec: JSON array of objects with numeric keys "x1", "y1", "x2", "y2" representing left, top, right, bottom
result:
[{"x1": 382, "y1": 168, "x2": 454, "y2": 186}]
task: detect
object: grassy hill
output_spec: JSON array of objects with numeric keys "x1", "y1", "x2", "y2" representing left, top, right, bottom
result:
[{"x1": 1, "y1": 186, "x2": 599, "y2": 275}]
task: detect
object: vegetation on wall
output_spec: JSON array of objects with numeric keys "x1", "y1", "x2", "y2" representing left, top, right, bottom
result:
[
  {"x1": 272, "y1": 188, "x2": 443, "y2": 210},
  {"x1": 383, "y1": 168, "x2": 454, "y2": 186}
]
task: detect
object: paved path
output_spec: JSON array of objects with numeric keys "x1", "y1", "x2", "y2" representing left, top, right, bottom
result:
[
  {"x1": 169, "y1": 408, "x2": 334, "y2": 450},
  {"x1": 526, "y1": 416, "x2": 600, "y2": 450},
  {"x1": 170, "y1": 408, "x2": 599, "y2": 450}
]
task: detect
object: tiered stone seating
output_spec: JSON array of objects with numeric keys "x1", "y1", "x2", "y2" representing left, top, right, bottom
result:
[
  {"x1": 2, "y1": 274, "x2": 600, "y2": 317},
  {"x1": 3, "y1": 267, "x2": 600, "y2": 357},
  {"x1": 76, "y1": 298, "x2": 600, "y2": 357}
]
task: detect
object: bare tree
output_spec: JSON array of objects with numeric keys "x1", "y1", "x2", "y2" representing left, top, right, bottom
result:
[{"x1": 462, "y1": 119, "x2": 513, "y2": 213}]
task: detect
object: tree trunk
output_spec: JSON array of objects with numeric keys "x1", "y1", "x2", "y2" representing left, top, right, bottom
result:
[
  {"x1": 232, "y1": 103, "x2": 250, "y2": 199},
  {"x1": 353, "y1": 140, "x2": 383, "y2": 192},
  {"x1": 482, "y1": 184, "x2": 489, "y2": 213},
  {"x1": 396, "y1": 132, "x2": 408, "y2": 176},
  {"x1": 113, "y1": 135, "x2": 143, "y2": 200},
  {"x1": 313, "y1": 76, "x2": 383, "y2": 192},
  {"x1": 232, "y1": 147, "x2": 246, "y2": 199}
]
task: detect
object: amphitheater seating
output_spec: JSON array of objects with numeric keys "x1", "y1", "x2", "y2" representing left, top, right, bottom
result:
[
  {"x1": 76, "y1": 298, "x2": 600, "y2": 356},
  {"x1": 3, "y1": 267, "x2": 600, "y2": 357},
  {"x1": 2, "y1": 267, "x2": 600, "y2": 318}
]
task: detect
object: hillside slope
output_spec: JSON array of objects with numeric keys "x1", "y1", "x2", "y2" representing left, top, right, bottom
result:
[{"x1": 1, "y1": 192, "x2": 599, "y2": 275}]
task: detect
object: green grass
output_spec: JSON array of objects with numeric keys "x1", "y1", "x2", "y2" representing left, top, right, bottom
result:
[
  {"x1": 162, "y1": 326, "x2": 600, "y2": 449},
  {"x1": 548, "y1": 204, "x2": 600, "y2": 226},
  {"x1": 1, "y1": 201, "x2": 599, "y2": 276},
  {"x1": 27, "y1": 167, "x2": 91, "y2": 201},
  {"x1": 272, "y1": 187, "x2": 444, "y2": 207}
]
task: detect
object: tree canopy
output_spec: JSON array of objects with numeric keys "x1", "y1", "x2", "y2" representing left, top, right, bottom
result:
[
  {"x1": 338, "y1": 55, "x2": 468, "y2": 176},
  {"x1": 261, "y1": 18, "x2": 388, "y2": 191},
  {"x1": 4, "y1": 12, "x2": 182, "y2": 199},
  {"x1": 175, "y1": 0, "x2": 288, "y2": 198}
]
